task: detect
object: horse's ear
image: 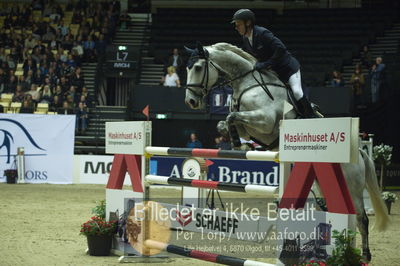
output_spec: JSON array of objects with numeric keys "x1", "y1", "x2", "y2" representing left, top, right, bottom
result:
[
  {"x1": 184, "y1": 46, "x2": 195, "y2": 55},
  {"x1": 196, "y1": 42, "x2": 208, "y2": 58},
  {"x1": 196, "y1": 41, "x2": 203, "y2": 52}
]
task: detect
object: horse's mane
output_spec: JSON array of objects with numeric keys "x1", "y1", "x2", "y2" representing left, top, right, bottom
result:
[{"x1": 211, "y1": 43, "x2": 257, "y2": 64}]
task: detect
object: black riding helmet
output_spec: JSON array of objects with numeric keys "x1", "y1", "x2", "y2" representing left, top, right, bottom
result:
[{"x1": 231, "y1": 9, "x2": 255, "y2": 24}]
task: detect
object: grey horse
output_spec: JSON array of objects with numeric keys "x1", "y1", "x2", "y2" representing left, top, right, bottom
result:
[{"x1": 184, "y1": 42, "x2": 389, "y2": 261}]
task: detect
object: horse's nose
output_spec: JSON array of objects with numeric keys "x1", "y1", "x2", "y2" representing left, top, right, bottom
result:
[{"x1": 189, "y1": 99, "x2": 196, "y2": 107}]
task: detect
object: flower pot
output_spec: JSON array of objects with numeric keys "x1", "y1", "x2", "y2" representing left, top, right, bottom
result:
[
  {"x1": 86, "y1": 235, "x2": 112, "y2": 256},
  {"x1": 5, "y1": 170, "x2": 18, "y2": 184},
  {"x1": 385, "y1": 200, "x2": 392, "y2": 215}
]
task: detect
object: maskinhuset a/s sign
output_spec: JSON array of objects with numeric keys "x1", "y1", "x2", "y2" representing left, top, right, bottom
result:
[
  {"x1": 105, "y1": 121, "x2": 151, "y2": 155},
  {"x1": 279, "y1": 118, "x2": 359, "y2": 163}
]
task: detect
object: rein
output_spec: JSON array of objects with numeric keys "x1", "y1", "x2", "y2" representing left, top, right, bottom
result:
[{"x1": 186, "y1": 55, "x2": 285, "y2": 103}]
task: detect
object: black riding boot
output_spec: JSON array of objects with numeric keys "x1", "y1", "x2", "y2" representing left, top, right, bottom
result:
[{"x1": 297, "y1": 96, "x2": 318, "y2": 118}]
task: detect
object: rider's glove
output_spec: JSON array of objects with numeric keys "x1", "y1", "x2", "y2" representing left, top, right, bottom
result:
[{"x1": 254, "y1": 61, "x2": 271, "y2": 71}]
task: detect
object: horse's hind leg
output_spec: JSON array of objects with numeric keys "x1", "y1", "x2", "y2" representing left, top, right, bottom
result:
[{"x1": 357, "y1": 210, "x2": 371, "y2": 262}]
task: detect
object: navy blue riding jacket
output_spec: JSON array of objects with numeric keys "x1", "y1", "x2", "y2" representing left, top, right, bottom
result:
[{"x1": 242, "y1": 25, "x2": 300, "y2": 82}]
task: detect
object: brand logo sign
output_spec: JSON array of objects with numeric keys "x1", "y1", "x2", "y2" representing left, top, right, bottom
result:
[
  {"x1": 106, "y1": 121, "x2": 151, "y2": 155},
  {"x1": 151, "y1": 157, "x2": 279, "y2": 186},
  {"x1": 280, "y1": 117, "x2": 359, "y2": 163},
  {"x1": 76, "y1": 155, "x2": 132, "y2": 185}
]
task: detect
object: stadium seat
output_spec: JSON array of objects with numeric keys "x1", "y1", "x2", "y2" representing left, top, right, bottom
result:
[
  {"x1": 10, "y1": 102, "x2": 22, "y2": 113},
  {"x1": 36, "y1": 103, "x2": 49, "y2": 114}
]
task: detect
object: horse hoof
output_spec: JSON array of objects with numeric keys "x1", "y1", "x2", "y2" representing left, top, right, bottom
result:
[{"x1": 363, "y1": 248, "x2": 371, "y2": 262}]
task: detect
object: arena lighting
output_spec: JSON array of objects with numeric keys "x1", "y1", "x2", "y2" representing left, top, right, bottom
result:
[
  {"x1": 156, "y1": 114, "x2": 168, "y2": 119},
  {"x1": 118, "y1": 45, "x2": 127, "y2": 51}
]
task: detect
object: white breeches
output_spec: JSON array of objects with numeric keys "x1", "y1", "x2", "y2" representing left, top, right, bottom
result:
[{"x1": 288, "y1": 70, "x2": 303, "y2": 101}]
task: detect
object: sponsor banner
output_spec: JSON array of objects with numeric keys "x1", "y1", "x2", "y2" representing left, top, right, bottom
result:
[
  {"x1": 105, "y1": 121, "x2": 151, "y2": 155},
  {"x1": 0, "y1": 114, "x2": 74, "y2": 184},
  {"x1": 74, "y1": 155, "x2": 279, "y2": 186},
  {"x1": 74, "y1": 155, "x2": 132, "y2": 185},
  {"x1": 380, "y1": 164, "x2": 400, "y2": 190},
  {"x1": 279, "y1": 117, "x2": 359, "y2": 163},
  {"x1": 151, "y1": 157, "x2": 279, "y2": 186}
]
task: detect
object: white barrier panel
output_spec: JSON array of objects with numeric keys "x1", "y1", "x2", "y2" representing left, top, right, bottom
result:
[
  {"x1": 279, "y1": 117, "x2": 359, "y2": 163},
  {"x1": 0, "y1": 114, "x2": 75, "y2": 184}
]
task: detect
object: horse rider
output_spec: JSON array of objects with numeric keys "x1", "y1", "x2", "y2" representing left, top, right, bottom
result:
[{"x1": 231, "y1": 9, "x2": 317, "y2": 118}]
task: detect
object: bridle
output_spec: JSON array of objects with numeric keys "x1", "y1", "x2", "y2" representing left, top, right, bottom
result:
[
  {"x1": 186, "y1": 48, "x2": 284, "y2": 101},
  {"x1": 185, "y1": 55, "x2": 226, "y2": 98}
]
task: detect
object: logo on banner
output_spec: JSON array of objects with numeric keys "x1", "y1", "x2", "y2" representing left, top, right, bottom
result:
[
  {"x1": 0, "y1": 118, "x2": 46, "y2": 164},
  {"x1": 176, "y1": 210, "x2": 193, "y2": 227}
]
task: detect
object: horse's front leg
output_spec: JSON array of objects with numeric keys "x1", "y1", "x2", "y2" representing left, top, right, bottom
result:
[{"x1": 227, "y1": 109, "x2": 276, "y2": 147}]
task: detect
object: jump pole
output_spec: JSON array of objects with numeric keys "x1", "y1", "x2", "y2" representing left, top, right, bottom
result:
[
  {"x1": 145, "y1": 175, "x2": 278, "y2": 195},
  {"x1": 145, "y1": 146, "x2": 279, "y2": 162}
]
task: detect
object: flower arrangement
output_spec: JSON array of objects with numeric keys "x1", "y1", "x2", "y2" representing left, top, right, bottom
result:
[
  {"x1": 382, "y1": 191, "x2": 398, "y2": 203},
  {"x1": 373, "y1": 143, "x2": 393, "y2": 189},
  {"x1": 373, "y1": 144, "x2": 393, "y2": 166},
  {"x1": 80, "y1": 216, "x2": 117, "y2": 236}
]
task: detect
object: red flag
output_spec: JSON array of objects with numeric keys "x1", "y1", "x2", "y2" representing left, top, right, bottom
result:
[
  {"x1": 205, "y1": 159, "x2": 214, "y2": 167},
  {"x1": 142, "y1": 105, "x2": 149, "y2": 120}
]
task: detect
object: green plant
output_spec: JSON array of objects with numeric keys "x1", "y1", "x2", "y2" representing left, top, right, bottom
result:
[
  {"x1": 80, "y1": 216, "x2": 117, "y2": 236},
  {"x1": 382, "y1": 191, "x2": 398, "y2": 203},
  {"x1": 91, "y1": 200, "x2": 106, "y2": 219},
  {"x1": 327, "y1": 229, "x2": 366, "y2": 266}
]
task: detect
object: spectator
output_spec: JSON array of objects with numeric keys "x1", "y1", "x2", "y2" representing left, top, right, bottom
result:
[
  {"x1": 95, "y1": 34, "x2": 107, "y2": 61},
  {"x1": 330, "y1": 70, "x2": 344, "y2": 87},
  {"x1": 66, "y1": 94, "x2": 75, "y2": 109},
  {"x1": 18, "y1": 75, "x2": 30, "y2": 92},
  {"x1": 70, "y1": 67, "x2": 84, "y2": 91},
  {"x1": 26, "y1": 84, "x2": 40, "y2": 102},
  {"x1": 186, "y1": 133, "x2": 202, "y2": 148},
  {"x1": 19, "y1": 99, "x2": 34, "y2": 113},
  {"x1": 75, "y1": 102, "x2": 89, "y2": 135},
  {"x1": 58, "y1": 100, "x2": 74, "y2": 114},
  {"x1": 12, "y1": 86, "x2": 25, "y2": 102},
  {"x1": 24, "y1": 34, "x2": 37, "y2": 49},
  {"x1": 6, "y1": 55, "x2": 16, "y2": 71},
  {"x1": 57, "y1": 20, "x2": 69, "y2": 37},
  {"x1": 0, "y1": 104, "x2": 3, "y2": 113},
  {"x1": 49, "y1": 7, "x2": 61, "y2": 22},
  {"x1": 23, "y1": 58, "x2": 36, "y2": 74},
  {"x1": 161, "y1": 66, "x2": 181, "y2": 87},
  {"x1": 360, "y1": 45, "x2": 372, "y2": 69},
  {"x1": 214, "y1": 136, "x2": 221, "y2": 149},
  {"x1": 83, "y1": 35, "x2": 95, "y2": 62},
  {"x1": 77, "y1": 94, "x2": 88, "y2": 107},
  {"x1": 0, "y1": 68, "x2": 6, "y2": 93},
  {"x1": 50, "y1": 94, "x2": 63, "y2": 111},
  {"x1": 33, "y1": 70, "x2": 43, "y2": 85},
  {"x1": 370, "y1": 56, "x2": 385, "y2": 103},
  {"x1": 119, "y1": 10, "x2": 131, "y2": 30},
  {"x1": 165, "y1": 48, "x2": 185, "y2": 82},
  {"x1": 218, "y1": 136, "x2": 232, "y2": 150},
  {"x1": 65, "y1": 85, "x2": 77, "y2": 102},
  {"x1": 40, "y1": 85, "x2": 53, "y2": 103},
  {"x1": 25, "y1": 69, "x2": 35, "y2": 84},
  {"x1": 350, "y1": 65, "x2": 365, "y2": 107},
  {"x1": 4, "y1": 74, "x2": 17, "y2": 93},
  {"x1": 72, "y1": 41, "x2": 84, "y2": 59}
]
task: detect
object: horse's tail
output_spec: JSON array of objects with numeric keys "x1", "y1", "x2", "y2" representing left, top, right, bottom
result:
[{"x1": 360, "y1": 149, "x2": 390, "y2": 231}]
